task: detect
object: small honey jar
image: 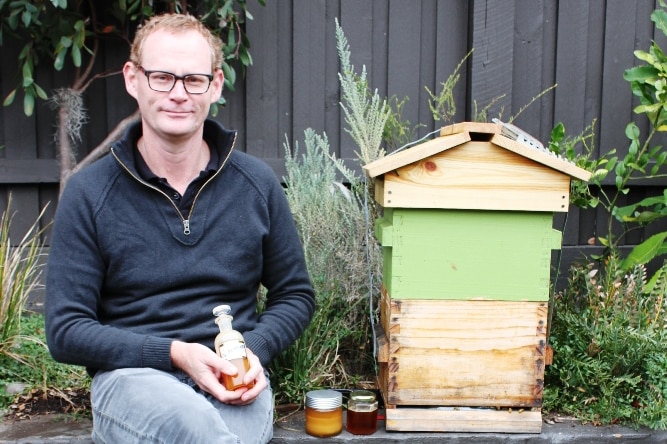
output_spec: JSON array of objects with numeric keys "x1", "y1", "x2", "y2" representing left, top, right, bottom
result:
[
  {"x1": 346, "y1": 390, "x2": 378, "y2": 435},
  {"x1": 305, "y1": 389, "x2": 343, "y2": 437}
]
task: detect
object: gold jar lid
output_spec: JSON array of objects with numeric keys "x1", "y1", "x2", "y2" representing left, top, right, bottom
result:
[{"x1": 349, "y1": 390, "x2": 376, "y2": 403}]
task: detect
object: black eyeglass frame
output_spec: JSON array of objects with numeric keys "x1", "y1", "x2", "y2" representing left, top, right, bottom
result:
[{"x1": 137, "y1": 66, "x2": 214, "y2": 94}]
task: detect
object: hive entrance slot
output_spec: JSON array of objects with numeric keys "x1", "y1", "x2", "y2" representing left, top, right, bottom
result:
[{"x1": 468, "y1": 132, "x2": 493, "y2": 141}]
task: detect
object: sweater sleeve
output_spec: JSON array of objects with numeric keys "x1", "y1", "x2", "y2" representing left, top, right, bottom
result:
[{"x1": 44, "y1": 168, "x2": 174, "y2": 373}]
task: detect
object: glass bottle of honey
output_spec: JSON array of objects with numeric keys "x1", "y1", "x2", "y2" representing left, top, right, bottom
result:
[{"x1": 212, "y1": 305, "x2": 254, "y2": 391}]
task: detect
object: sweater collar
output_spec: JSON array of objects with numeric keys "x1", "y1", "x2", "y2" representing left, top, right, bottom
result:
[{"x1": 111, "y1": 119, "x2": 237, "y2": 176}]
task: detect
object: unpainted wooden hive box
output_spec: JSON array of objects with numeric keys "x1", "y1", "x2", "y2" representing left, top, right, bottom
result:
[{"x1": 362, "y1": 122, "x2": 591, "y2": 433}]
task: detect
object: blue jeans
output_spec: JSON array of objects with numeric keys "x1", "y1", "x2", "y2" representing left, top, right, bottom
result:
[{"x1": 90, "y1": 367, "x2": 274, "y2": 443}]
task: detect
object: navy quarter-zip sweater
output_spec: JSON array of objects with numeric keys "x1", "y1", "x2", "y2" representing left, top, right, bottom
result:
[{"x1": 45, "y1": 120, "x2": 315, "y2": 375}]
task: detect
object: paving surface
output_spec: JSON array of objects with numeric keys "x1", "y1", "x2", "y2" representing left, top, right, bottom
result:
[{"x1": 1, "y1": 411, "x2": 666, "y2": 443}]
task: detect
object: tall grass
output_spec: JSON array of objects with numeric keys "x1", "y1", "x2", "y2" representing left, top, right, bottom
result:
[{"x1": 0, "y1": 196, "x2": 48, "y2": 357}]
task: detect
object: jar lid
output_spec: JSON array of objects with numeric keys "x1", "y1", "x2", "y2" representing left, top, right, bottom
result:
[
  {"x1": 349, "y1": 390, "x2": 376, "y2": 402},
  {"x1": 305, "y1": 390, "x2": 342, "y2": 409}
]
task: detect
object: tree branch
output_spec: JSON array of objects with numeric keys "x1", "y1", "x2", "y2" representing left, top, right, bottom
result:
[{"x1": 63, "y1": 109, "x2": 141, "y2": 187}]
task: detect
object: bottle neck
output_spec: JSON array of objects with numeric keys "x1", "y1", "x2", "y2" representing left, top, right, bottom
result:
[{"x1": 216, "y1": 315, "x2": 233, "y2": 333}]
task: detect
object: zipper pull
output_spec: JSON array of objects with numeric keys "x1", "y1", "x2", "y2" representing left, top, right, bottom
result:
[{"x1": 183, "y1": 219, "x2": 191, "y2": 235}]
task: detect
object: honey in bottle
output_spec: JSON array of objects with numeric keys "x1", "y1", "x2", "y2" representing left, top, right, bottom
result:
[{"x1": 212, "y1": 305, "x2": 254, "y2": 391}]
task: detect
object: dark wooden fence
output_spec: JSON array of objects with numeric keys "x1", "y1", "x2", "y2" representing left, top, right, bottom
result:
[{"x1": 2, "y1": 0, "x2": 667, "y2": 290}]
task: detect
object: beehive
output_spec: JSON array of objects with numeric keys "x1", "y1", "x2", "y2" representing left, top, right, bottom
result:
[{"x1": 363, "y1": 122, "x2": 591, "y2": 433}]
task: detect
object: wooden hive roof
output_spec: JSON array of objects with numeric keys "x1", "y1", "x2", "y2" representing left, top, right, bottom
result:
[{"x1": 362, "y1": 122, "x2": 592, "y2": 212}]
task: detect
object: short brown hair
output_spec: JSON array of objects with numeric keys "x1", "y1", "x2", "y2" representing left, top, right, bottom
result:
[{"x1": 129, "y1": 14, "x2": 223, "y2": 72}]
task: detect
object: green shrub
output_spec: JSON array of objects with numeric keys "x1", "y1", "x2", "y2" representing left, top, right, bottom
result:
[{"x1": 545, "y1": 256, "x2": 667, "y2": 429}]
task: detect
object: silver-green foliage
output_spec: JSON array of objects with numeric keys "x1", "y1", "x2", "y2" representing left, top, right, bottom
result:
[
  {"x1": 336, "y1": 19, "x2": 389, "y2": 167},
  {"x1": 271, "y1": 129, "x2": 380, "y2": 405}
]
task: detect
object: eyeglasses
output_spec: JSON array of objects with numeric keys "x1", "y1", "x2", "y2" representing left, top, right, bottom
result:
[{"x1": 138, "y1": 66, "x2": 213, "y2": 94}]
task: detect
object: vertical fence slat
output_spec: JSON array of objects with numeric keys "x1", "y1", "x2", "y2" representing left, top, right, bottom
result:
[
  {"x1": 434, "y1": 0, "x2": 470, "y2": 126},
  {"x1": 292, "y1": 0, "x2": 327, "y2": 140},
  {"x1": 470, "y1": 0, "x2": 515, "y2": 122}
]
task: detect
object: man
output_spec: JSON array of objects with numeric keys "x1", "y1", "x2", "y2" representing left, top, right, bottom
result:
[{"x1": 45, "y1": 13, "x2": 315, "y2": 444}]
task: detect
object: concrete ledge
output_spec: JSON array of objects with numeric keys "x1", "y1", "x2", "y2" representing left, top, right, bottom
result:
[
  {"x1": 2, "y1": 412, "x2": 666, "y2": 444},
  {"x1": 5, "y1": 412, "x2": 667, "y2": 444},
  {"x1": 272, "y1": 412, "x2": 662, "y2": 443}
]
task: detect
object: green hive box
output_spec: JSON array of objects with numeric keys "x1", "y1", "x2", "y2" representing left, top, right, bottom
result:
[{"x1": 375, "y1": 208, "x2": 562, "y2": 301}]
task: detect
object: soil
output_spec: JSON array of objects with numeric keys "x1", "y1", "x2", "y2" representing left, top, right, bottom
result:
[{"x1": 4, "y1": 388, "x2": 91, "y2": 421}]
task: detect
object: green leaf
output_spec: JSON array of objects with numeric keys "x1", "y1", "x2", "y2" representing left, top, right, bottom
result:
[
  {"x1": 239, "y1": 49, "x2": 251, "y2": 67},
  {"x1": 625, "y1": 122, "x2": 640, "y2": 140},
  {"x1": 54, "y1": 48, "x2": 66, "y2": 71},
  {"x1": 635, "y1": 103, "x2": 662, "y2": 114},
  {"x1": 624, "y1": 65, "x2": 659, "y2": 82},
  {"x1": 3, "y1": 89, "x2": 17, "y2": 106},
  {"x1": 8, "y1": 9, "x2": 19, "y2": 29},
  {"x1": 621, "y1": 211, "x2": 665, "y2": 223},
  {"x1": 551, "y1": 122, "x2": 565, "y2": 142},
  {"x1": 222, "y1": 63, "x2": 236, "y2": 87},
  {"x1": 590, "y1": 168, "x2": 608, "y2": 182},
  {"x1": 23, "y1": 91, "x2": 35, "y2": 116},
  {"x1": 621, "y1": 232, "x2": 667, "y2": 270},
  {"x1": 652, "y1": 9, "x2": 667, "y2": 36},
  {"x1": 644, "y1": 270, "x2": 663, "y2": 294},
  {"x1": 227, "y1": 26, "x2": 237, "y2": 49},
  {"x1": 21, "y1": 10, "x2": 32, "y2": 28},
  {"x1": 71, "y1": 44, "x2": 81, "y2": 67},
  {"x1": 34, "y1": 83, "x2": 48, "y2": 100},
  {"x1": 22, "y1": 60, "x2": 33, "y2": 81},
  {"x1": 606, "y1": 157, "x2": 618, "y2": 172},
  {"x1": 127, "y1": 0, "x2": 141, "y2": 15},
  {"x1": 59, "y1": 36, "x2": 73, "y2": 48}
]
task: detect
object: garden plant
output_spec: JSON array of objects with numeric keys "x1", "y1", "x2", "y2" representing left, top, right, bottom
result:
[{"x1": 543, "y1": 3, "x2": 667, "y2": 429}]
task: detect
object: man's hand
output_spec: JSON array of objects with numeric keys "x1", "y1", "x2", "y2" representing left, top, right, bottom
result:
[{"x1": 170, "y1": 341, "x2": 267, "y2": 405}]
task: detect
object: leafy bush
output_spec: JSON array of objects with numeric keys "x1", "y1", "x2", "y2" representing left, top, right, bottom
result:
[
  {"x1": 543, "y1": 3, "x2": 667, "y2": 430},
  {"x1": 545, "y1": 257, "x2": 667, "y2": 429}
]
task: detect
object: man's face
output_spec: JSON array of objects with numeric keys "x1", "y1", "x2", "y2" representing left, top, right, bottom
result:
[{"x1": 123, "y1": 29, "x2": 223, "y2": 141}]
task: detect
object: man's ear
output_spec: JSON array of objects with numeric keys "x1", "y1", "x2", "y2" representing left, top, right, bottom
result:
[
  {"x1": 210, "y1": 68, "x2": 224, "y2": 104},
  {"x1": 123, "y1": 62, "x2": 139, "y2": 100}
]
